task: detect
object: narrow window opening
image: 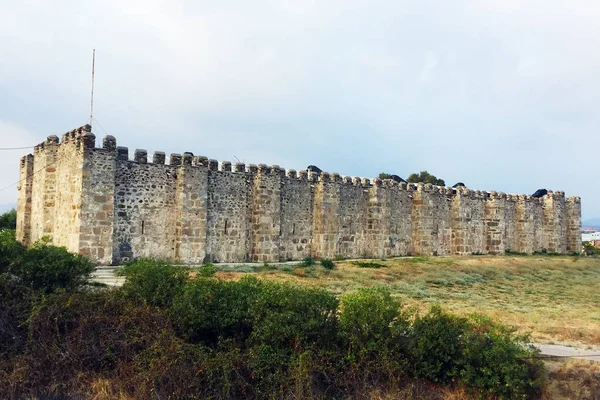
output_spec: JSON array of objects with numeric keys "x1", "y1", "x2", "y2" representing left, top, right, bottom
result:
[
  {"x1": 293, "y1": 223, "x2": 295, "y2": 235},
  {"x1": 141, "y1": 220, "x2": 145, "y2": 235},
  {"x1": 224, "y1": 219, "x2": 228, "y2": 234}
]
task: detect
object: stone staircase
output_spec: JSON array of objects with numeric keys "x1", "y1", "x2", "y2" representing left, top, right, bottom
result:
[{"x1": 92, "y1": 267, "x2": 125, "y2": 287}]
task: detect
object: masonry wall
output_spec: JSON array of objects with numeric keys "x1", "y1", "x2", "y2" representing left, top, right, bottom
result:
[
  {"x1": 16, "y1": 127, "x2": 582, "y2": 265},
  {"x1": 16, "y1": 154, "x2": 34, "y2": 245}
]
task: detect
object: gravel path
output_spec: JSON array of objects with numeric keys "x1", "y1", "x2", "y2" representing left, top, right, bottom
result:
[{"x1": 533, "y1": 344, "x2": 600, "y2": 362}]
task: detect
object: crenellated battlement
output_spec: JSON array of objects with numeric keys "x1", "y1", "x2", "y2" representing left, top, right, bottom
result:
[{"x1": 16, "y1": 128, "x2": 582, "y2": 264}]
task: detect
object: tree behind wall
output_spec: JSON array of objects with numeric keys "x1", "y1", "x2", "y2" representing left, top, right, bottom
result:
[
  {"x1": 0, "y1": 209, "x2": 16, "y2": 230},
  {"x1": 407, "y1": 171, "x2": 445, "y2": 186}
]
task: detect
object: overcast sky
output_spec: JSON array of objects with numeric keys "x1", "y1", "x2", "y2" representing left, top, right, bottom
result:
[{"x1": 1, "y1": 0, "x2": 598, "y2": 220}]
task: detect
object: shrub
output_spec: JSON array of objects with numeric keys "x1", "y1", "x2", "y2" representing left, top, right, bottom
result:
[
  {"x1": 352, "y1": 261, "x2": 385, "y2": 269},
  {"x1": 459, "y1": 315, "x2": 544, "y2": 399},
  {"x1": 117, "y1": 259, "x2": 188, "y2": 307},
  {"x1": 410, "y1": 305, "x2": 468, "y2": 383},
  {"x1": 0, "y1": 273, "x2": 33, "y2": 357},
  {"x1": 172, "y1": 276, "x2": 263, "y2": 345},
  {"x1": 10, "y1": 240, "x2": 94, "y2": 293},
  {"x1": 334, "y1": 254, "x2": 345, "y2": 261},
  {"x1": 300, "y1": 257, "x2": 315, "y2": 267},
  {"x1": 339, "y1": 287, "x2": 411, "y2": 382},
  {"x1": 0, "y1": 209, "x2": 16, "y2": 230},
  {"x1": 320, "y1": 258, "x2": 335, "y2": 270},
  {"x1": 248, "y1": 282, "x2": 339, "y2": 351},
  {"x1": 0, "y1": 230, "x2": 25, "y2": 274},
  {"x1": 198, "y1": 262, "x2": 217, "y2": 277}
]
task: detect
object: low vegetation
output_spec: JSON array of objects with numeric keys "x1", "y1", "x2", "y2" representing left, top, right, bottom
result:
[
  {"x1": 218, "y1": 255, "x2": 600, "y2": 345},
  {"x1": 0, "y1": 208, "x2": 16, "y2": 230},
  {"x1": 0, "y1": 234, "x2": 548, "y2": 399}
]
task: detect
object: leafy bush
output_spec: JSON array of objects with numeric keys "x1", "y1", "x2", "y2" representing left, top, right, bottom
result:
[
  {"x1": 248, "y1": 282, "x2": 339, "y2": 351},
  {"x1": 172, "y1": 276, "x2": 263, "y2": 345},
  {"x1": 334, "y1": 254, "x2": 345, "y2": 261},
  {"x1": 339, "y1": 287, "x2": 411, "y2": 381},
  {"x1": 352, "y1": 261, "x2": 385, "y2": 269},
  {"x1": 320, "y1": 258, "x2": 335, "y2": 270},
  {"x1": 300, "y1": 257, "x2": 315, "y2": 267},
  {"x1": 0, "y1": 230, "x2": 25, "y2": 274},
  {"x1": 459, "y1": 315, "x2": 544, "y2": 399},
  {"x1": 411, "y1": 305, "x2": 468, "y2": 383},
  {"x1": 10, "y1": 240, "x2": 94, "y2": 293},
  {"x1": 117, "y1": 259, "x2": 188, "y2": 307},
  {"x1": 198, "y1": 262, "x2": 217, "y2": 277},
  {"x1": 0, "y1": 209, "x2": 16, "y2": 230},
  {"x1": 582, "y1": 241, "x2": 599, "y2": 256}
]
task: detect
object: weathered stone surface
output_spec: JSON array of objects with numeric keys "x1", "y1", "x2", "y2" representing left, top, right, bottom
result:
[{"x1": 16, "y1": 127, "x2": 582, "y2": 265}]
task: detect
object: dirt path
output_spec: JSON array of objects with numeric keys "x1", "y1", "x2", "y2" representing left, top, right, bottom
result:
[{"x1": 534, "y1": 343, "x2": 600, "y2": 362}]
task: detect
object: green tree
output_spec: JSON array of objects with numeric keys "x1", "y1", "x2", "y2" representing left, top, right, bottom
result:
[
  {"x1": 406, "y1": 171, "x2": 445, "y2": 186},
  {"x1": 0, "y1": 209, "x2": 17, "y2": 230},
  {"x1": 378, "y1": 173, "x2": 392, "y2": 180}
]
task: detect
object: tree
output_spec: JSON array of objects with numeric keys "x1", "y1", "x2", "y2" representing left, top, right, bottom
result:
[
  {"x1": 406, "y1": 171, "x2": 445, "y2": 186},
  {"x1": 378, "y1": 173, "x2": 392, "y2": 180},
  {"x1": 0, "y1": 209, "x2": 17, "y2": 230}
]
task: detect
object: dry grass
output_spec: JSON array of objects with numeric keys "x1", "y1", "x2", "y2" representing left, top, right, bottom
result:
[
  {"x1": 542, "y1": 359, "x2": 600, "y2": 399},
  {"x1": 215, "y1": 255, "x2": 600, "y2": 345}
]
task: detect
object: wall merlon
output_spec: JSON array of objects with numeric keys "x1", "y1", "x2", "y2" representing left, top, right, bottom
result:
[
  {"x1": 287, "y1": 169, "x2": 297, "y2": 178},
  {"x1": 319, "y1": 171, "x2": 330, "y2": 181},
  {"x1": 170, "y1": 153, "x2": 182, "y2": 166},
  {"x1": 234, "y1": 163, "x2": 245, "y2": 172},
  {"x1": 46, "y1": 135, "x2": 60, "y2": 145},
  {"x1": 182, "y1": 152, "x2": 194, "y2": 165},
  {"x1": 153, "y1": 151, "x2": 166, "y2": 164},
  {"x1": 116, "y1": 147, "x2": 129, "y2": 161},
  {"x1": 298, "y1": 170, "x2": 308, "y2": 180},
  {"x1": 102, "y1": 135, "x2": 117, "y2": 151},
  {"x1": 361, "y1": 178, "x2": 371, "y2": 186},
  {"x1": 134, "y1": 149, "x2": 148, "y2": 163},
  {"x1": 208, "y1": 159, "x2": 218, "y2": 171},
  {"x1": 331, "y1": 173, "x2": 342, "y2": 182},
  {"x1": 194, "y1": 156, "x2": 208, "y2": 167},
  {"x1": 272, "y1": 165, "x2": 285, "y2": 176},
  {"x1": 248, "y1": 164, "x2": 258, "y2": 174},
  {"x1": 221, "y1": 161, "x2": 232, "y2": 171},
  {"x1": 373, "y1": 178, "x2": 382, "y2": 186}
]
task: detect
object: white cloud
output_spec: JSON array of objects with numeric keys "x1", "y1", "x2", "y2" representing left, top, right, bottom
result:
[{"x1": 0, "y1": 0, "x2": 599, "y2": 218}]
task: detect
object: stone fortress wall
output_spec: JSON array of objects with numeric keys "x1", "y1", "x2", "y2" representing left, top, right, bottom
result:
[{"x1": 16, "y1": 125, "x2": 582, "y2": 265}]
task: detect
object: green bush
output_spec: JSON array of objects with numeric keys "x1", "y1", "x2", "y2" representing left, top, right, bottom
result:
[
  {"x1": 10, "y1": 240, "x2": 94, "y2": 294},
  {"x1": 300, "y1": 257, "x2": 315, "y2": 267},
  {"x1": 172, "y1": 276, "x2": 263, "y2": 345},
  {"x1": 248, "y1": 282, "x2": 339, "y2": 351},
  {"x1": 339, "y1": 287, "x2": 411, "y2": 381},
  {"x1": 198, "y1": 262, "x2": 217, "y2": 277},
  {"x1": 459, "y1": 315, "x2": 544, "y2": 399},
  {"x1": 0, "y1": 209, "x2": 16, "y2": 230},
  {"x1": 0, "y1": 230, "x2": 25, "y2": 274},
  {"x1": 410, "y1": 305, "x2": 468, "y2": 383},
  {"x1": 334, "y1": 254, "x2": 345, "y2": 261},
  {"x1": 351, "y1": 261, "x2": 385, "y2": 269},
  {"x1": 583, "y1": 241, "x2": 599, "y2": 256},
  {"x1": 0, "y1": 273, "x2": 33, "y2": 357},
  {"x1": 320, "y1": 258, "x2": 335, "y2": 270},
  {"x1": 117, "y1": 259, "x2": 188, "y2": 307}
]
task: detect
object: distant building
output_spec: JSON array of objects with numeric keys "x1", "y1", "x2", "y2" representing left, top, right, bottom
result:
[{"x1": 582, "y1": 232, "x2": 600, "y2": 242}]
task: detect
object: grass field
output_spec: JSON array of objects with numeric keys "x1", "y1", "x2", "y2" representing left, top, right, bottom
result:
[{"x1": 214, "y1": 255, "x2": 600, "y2": 346}]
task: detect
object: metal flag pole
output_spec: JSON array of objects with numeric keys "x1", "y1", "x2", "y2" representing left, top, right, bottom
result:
[{"x1": 90, "y1": 49, "x2": 95, "y2": 127}]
